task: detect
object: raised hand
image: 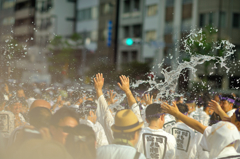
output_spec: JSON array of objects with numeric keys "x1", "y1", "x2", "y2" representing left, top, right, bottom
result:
[
  {"x1": 117, "y1": 75, "x2": 130, "y2": 93},
  {"x1": 161, "y1": 101, "x2": 180, "y2": 117},
  {"x1": 107, "y1": 90, "x2": 118, "y2": 105},
  {"x1": 94, "y1": 73, "x2": 104, "y2": 98},
  {"x1": 208, "y1": 100, "x2": 222, "y2": 115},
  {"x1": 144, "y1": 94, "x2": 153, "y2": 105}
]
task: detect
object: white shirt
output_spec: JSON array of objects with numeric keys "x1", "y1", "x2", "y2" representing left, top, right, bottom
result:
[
  {"x1": 214, "y1": 146, "x2": 240, "y2": 159},
  {"x1": 136, "y1": 127, "x2": 176, "y2": 159},
  {"x1": 80, "y1": 119, "x2": 108, "y2": 148},
  {"x1": 189, "y1": 108, "x2": 209, "y2": 126},
  {"x1": 0, "y1": 110, "x2": 15, "y2": 138},
  {"x1": 96, "y1": 95, "x2": 115, "y2": 143},
  {"x1": 97, "y1": 144, "x2": 146, "y2": 159},
  {"x1": 166, "y1": 122, "x2": 197, "y2": 159},
  {"x1": 163, "y1": 114, "x2": 176, "y2": 132},
  {"x1": 195, "y1": 132, "x2": 210, "y2": 159},
  {"x1": 227, "y1": 109, "x2": 236, "y2": 117}
]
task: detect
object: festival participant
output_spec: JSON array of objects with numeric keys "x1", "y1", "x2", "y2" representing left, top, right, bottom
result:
[
  {"x1": 64, "y1": 124, "x2": 96, "y2": 159},
  {"x1": 165, "y1": 103, "x2": 196, "y2": 159},
  {"x1": 79, "y1": 100, "x2": 108, "y2": 148},
  {"x1": 49, "y1": 107, "x2": 79, "y2": 145},
  {"x1": 189, "y1": 95, "x2": 210, "y2": 126},
  {"x1": 185, "y1": 99, "x2": 196, "y2": 114},
  {"x1": 219, "y1": 94, "x2": 236, "y2": 117},
  {"x1": 94, "y1": 73, "x2": 145, "y2": 147},
  {"x1": 5, "y1": 96, "x2": 26, "y2": 128},
  {"x1": 97, "y1": 109, "x2": 146, "y2": 159},
  {"x1": 162, "y1": 102, "x2": 240, "y2": 158},
  {"x1": 136, "y1": 103, "x2": 176, "y2": 159}
]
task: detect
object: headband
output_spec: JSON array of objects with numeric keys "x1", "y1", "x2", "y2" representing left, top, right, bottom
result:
[
  {"x1": 235, "y1": 108, "x2": 240, "y2": 122},
  {"x1": 219, "y1": 95, "x2": 235, "y2": 104}
]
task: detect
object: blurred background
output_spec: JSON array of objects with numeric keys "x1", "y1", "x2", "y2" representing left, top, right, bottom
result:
[{"x1": 0, "y1": 0, "x2": 239, "y2": 95}]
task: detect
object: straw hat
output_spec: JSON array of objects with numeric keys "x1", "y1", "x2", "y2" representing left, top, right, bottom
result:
[{"x1": 111, "y1": 109, "x2": 143, "y2": 133}]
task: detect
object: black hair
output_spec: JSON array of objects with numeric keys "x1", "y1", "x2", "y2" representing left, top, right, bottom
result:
[
  {"x1": 145, "y1": 103, "x2": 164, "y2": 122},
  {"x1": 176, "y1": 103, "x2": 189, "y2": 114},
  {"x1": 64, "y1": 124, "x2": 96, "y2": 159},
  {"x1": 50, "y1": 107, "x2": 79, "y2": 126},
  {"x1": 28, "y1": 107, "x2": 52, "y2": 129},
  {"x1": 209, "y1": 112, "x2": 221, "y2": 126}
]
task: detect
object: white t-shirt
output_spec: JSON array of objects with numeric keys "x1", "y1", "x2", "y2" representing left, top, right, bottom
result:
[
  {"x1": 80, "y1": 119, "x2": 108, "y2": 148},
  {"x1": 163, "y1": 114, "x2": 176, "y2": 132},
  {"x1": 166, "y1": 122, "x2": 197, "y2": 159},
  {"x1": 189, "y1": 108, "x2": 209, "y2": 126},
  {"x1": 136, "y1": 127, "x2": 176, "y2": 159},
  {"x1": 214, "y1": 146, "x2": 240, "y2": 159},
  {"x1": 226, "y1": 109, "x2": 236, "y2": 117}
]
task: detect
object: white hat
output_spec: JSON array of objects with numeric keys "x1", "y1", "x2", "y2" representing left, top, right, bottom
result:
[
  {"x1": 200, "y1": 121, "x2": 240, "y2": 158},
  {"x1": 26, "y1": 98, "x2": 36, "y2": 108}
]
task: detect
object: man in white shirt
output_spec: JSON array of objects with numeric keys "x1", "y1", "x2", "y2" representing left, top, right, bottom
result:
[
  {"x1": 161, "y1": 102, "x2": 240, "y2": 159},
  {"x1": 218, "y1": 94, "x2": 236, "y2": 117},
  {"x1": 136, "y1": 103, "x2": 176, "y2": 159},
  {"x1": 79, "y1": 100, "x2": 109, "y2": 148},
  {"x1": 166, "y1": 103, "x2": 196, "y2": 159}
]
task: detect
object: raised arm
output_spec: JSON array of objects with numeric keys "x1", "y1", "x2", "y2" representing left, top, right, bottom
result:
[
  {"x1": 117, "y1": 75, "x2": 136, "y2": 108},
  {"x1": 162, "y1": 102, "x2": 207, "y2": 134},
  {"x1": 208, "y1": 100, "x2": 229, "y2": 119}
]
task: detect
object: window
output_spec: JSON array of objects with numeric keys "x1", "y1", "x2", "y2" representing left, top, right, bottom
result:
[
  {"x1": 145, "y1": 30, "x2": 157, "y2": 42},
  {"x1": 147, "y1": 4, "x2": 157, "y2": 16},
  {"x1": 123, "y1": 26, "x2": 130, "y2": 38},
  {"x1": 122, "y1": 51, "x2": 128, "y2": 63},
  {"x1": 2, "y1": 1, "x2": 15, "y2": 9},
  {"x1": 133, "y1": 25, "x2": 142, "y2": 38},
  {"x1": 131, "y1": 51, "x2": 138, "y2": 61},
  {"x1": 123, "y1": 0, "x2": 130, "y2": 13},
  {"x1": 220, "y1": 12, "x2": 226, "y2": 28},
  {"x1": 133, "y1": 0, "x2": 140, "y2": 12},
  {"x1": 182, "y1": 0, "x2": 192, "y2": 4},
  {"x1": 77, "y1": 7, "x2": 97, "y2": 21},
  {"x1": 232, "y1": 13, "x2": 240, "y2": 28},
  {"x1": 209, "y1": 12, "x2": 214, "y2": 25},
  {"x1": 2, "y1": 17, "x2": 14, "y2": 25},
  {"x1": 199, "y1": 13, "x2": 206, "y2": 27},
  {"x1": 166, "y1": 0, "x2": 174, "y2": 7}
]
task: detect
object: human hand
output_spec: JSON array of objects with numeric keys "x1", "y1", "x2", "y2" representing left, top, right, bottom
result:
[
  {"x1": 144, "y1": 94, "x2": 153, "y2": 105},
  {"x1": 107, "y1": 90, "x2": 118, "y2": 105},
  {"x1": 94, "y1": 73, "x2": 104, "y2": 91},
  {"x1": 208, "y1": 100, "x2": 222, "y2": 115},
  {"x1": 161, "y1": 101, "x2": 180, "y2": 117},
  {"x1": 117, "y1": 75, "x2": 130, "y2": 93}
]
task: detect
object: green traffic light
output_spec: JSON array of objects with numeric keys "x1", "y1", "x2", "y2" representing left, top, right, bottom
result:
[{"x1": 126, "y1": 38, "x2": 133, "y2": 46}]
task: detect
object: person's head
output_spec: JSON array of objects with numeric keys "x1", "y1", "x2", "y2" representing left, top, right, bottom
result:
[
  {"x1": 17, "y1": 88, "x2": 25, "y2": 98},
  {"x1": 145, "y1": 103, "x2": 165, "y2": 128},
  {"x1": 176, "y1": 103, "x2": 189, "y2": 121},
  {"x1": 28, "y1": 107, "x2": 52, "y2": 130},
  {"x1": 6, "y1": 96, "x2": 22, "y2": 115},
  {"x1": 230, "y1": 108, "x2": 240, "y2": 131},
  {"x1": 50, "y1": 107, "x2": 79, "y2": 145},
  {"x1": 111, "y1": 109, "x2": 143, "y2": 146},
  {"x1": 64, "y1": 124, "x2": 96, "y2": 159},
  {"x1": 30, "y1": 99, "x2": 51, "y2": 110},
  {"x1": 213, "y1": 94, "x2": 220, "y2": 103},
  {"x1": 78, "y1": 100, "x2": 97, "y2": 123},
  {"x1": 219, "y1": 94, "x2": 235, "y2": 113}
]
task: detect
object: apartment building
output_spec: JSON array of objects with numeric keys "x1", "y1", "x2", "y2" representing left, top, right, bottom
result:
[{"x1": 116, "y1": 0, "x2": 144, "y2": 70}]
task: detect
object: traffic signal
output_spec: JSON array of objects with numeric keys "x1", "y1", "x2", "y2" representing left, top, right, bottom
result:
[{"x1": 126, "y1": 38, "x2": 133, "y2": 46}]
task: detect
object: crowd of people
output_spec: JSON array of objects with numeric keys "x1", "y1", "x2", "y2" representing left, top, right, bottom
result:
[{"x1": 0, "y1": 73, "x2": 240, "y2": 159}]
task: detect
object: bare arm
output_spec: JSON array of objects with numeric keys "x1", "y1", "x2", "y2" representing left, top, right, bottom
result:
[
  {"x1": 208, "y1": 100, "x2": 229, "y2": 119},
  {"x1": 162, "y1": 102, "x2": 207, "y2": 134},
  {"x1": 117, "y1": 75, "x2": 136, "y2": 108},
  {"x1": 94, "y1": 73, "x2": 104, "y2": 98}
]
